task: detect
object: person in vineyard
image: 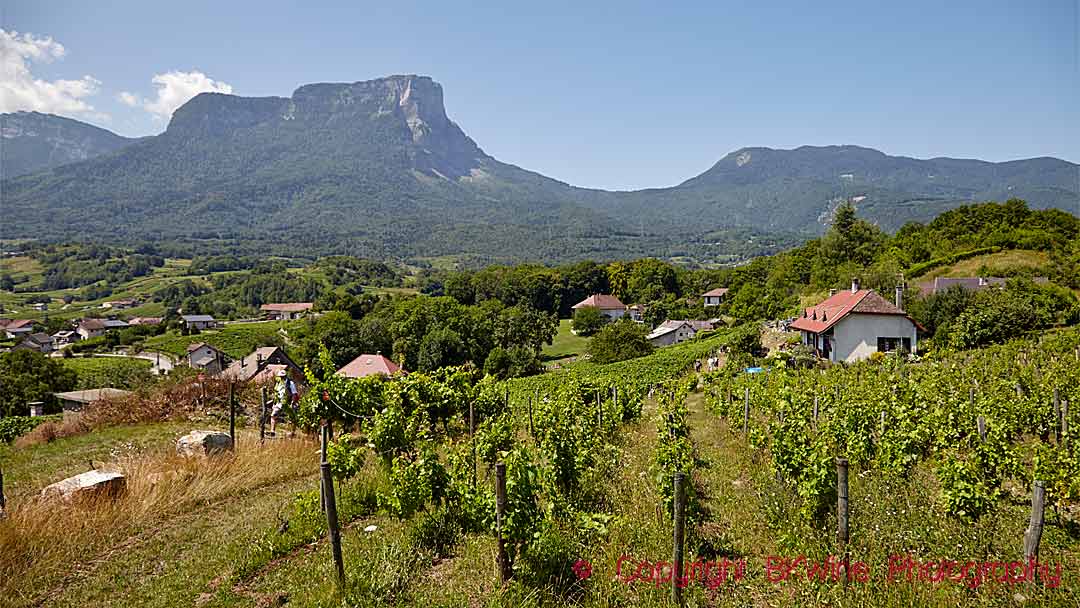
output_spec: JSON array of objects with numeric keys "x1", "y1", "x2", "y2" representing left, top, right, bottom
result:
[{"x1": 269, "y1": 369, "x2": 298, "y2": 437}]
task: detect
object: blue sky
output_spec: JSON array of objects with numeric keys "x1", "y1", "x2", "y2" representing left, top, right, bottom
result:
[{"x1": 3, "y1": 1, "x2": 1077, "y2": 190}]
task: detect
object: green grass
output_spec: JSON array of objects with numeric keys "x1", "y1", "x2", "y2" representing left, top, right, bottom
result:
[
  {"x1": 542, "y1": 319, "x2": 590, "y2": 361},
  {"x1": 0, "y1": 421, "x2": 192, "y2": 500},
  {"x1": 921, "y1": 249, "x2": 1050, "y2": 280},
  {"x1": 143, "y1": 321, "x2": 301, "y2": 359},
  {"x1": 62, "y1": 356, "x2": 154, "y2": 389}
]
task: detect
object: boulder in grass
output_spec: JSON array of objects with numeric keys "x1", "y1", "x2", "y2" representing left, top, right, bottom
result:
[
  {"x1": 177, "y1": 430, "x2": 234, "y2": 457},
  {"x1": 40, "y1": 470, "x2": 126, "y2": 502}
]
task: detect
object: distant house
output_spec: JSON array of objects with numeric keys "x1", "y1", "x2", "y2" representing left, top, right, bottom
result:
[
  {"x1": 128, "y1": 317, "x2": 163, "y2": 326},
  {"x1": 790, "y1": 280, "x2": 922, "y2": 363},
  {"x1": 1, "y1": 319, "x2": 35, "y2": 339},
  {"x1": 222, "y1": 346, "x2": 303, "y2": 384},
  {"x1": 102, "y1": 299, "x2": 138, "y2": 310},
  {"x1": 30, "y1": 302, "x2": 48, "y2": 311},
  {"x1": 187, "y1": 342, "x2": 228, "y2": 375},
  {"x1": 260, "y1": 303, "x2": 314, "y2": 321},
  {"x1": 54, "y1": 388, "x2": 132, "y2": 421},
  {"x1": 103, "y1": 319, "x2": 129, "y2": 331},
  {"x1": 182, "y1": 315, "x2": 218, "y2": 331},
  {"x1": 77, "y1": 318, "x2": 108, "y2": 340},
  {"x1": 571, "y1": 294, "x2": 627, "y2": 320},
  {"x1": 915, "y1": 277, "x2": 1006, "y2": 296},
  {"x1": 646, "y1": 319, "x2": 715, "y2": 347},
  {"x1": 702, "y1": 288, "x2": 730, "y2": 307},
  {"x1": 627, "y1": 304, "x2": 646, "y2": 323},
  {"x1": 337, "y1": 353, "x2": 404, "y2": 379},
  {"x1": 14, "y1": 332, "x2": 54, "y2": 354},
  {"x1": 52, "y1": 330, "x2": 78, "y2": 346}
]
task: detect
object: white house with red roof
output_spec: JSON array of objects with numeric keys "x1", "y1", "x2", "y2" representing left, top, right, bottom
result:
[
  {"x1": 337, "y1": 353, "x2": 404, "y2": 379},
  {"x1": 702, "y1": 288, "x2": 730, "y2": 307},
  {"x1": 571, "y1": 294, "x2": 627, "y2": 320},
  {"x1": 790, "y1": 279, "x2": 922, "y2": 363}
]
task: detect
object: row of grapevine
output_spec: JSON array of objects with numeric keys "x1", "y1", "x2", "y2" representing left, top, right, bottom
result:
[{"x1": 702, "y1": 328, "x2": 1080, "y2": 519}]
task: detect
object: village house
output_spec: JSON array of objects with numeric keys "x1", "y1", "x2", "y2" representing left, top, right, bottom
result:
[
  {"x1": 101, "y1": 299, "x2": 138, "y2": 310},
  {"x1": 51, "y1": 330, "x2": 79, "y2": 347},
  {"x1": 627, "y1": 304, "x2": 646, "y2": 323},
  {"x1": 181, "y1": 314, "x2": 218, "y2": 331},
  {"x1": 186, "y1": 342, "x2": 228, "y2": 375},
  {"x1": 337, "y1": 353, "x2": 405, "y2": 379},
  {"x1": 260, "y1": 302, "x2": 314, "y2": 321},
  {"x1": 76, "y1": 318, "x2": 107, "y2": 340},
  {"x1": 646, "y1": 319, "x2": 716, "y2": 347},
  {"x1": 103, "y1": 319, "x2": 130, "y2": 331},
  {"x1": 1, "y1": 318, "x2": 35, "y2": 339},
  {"x1": 222, "y1": 346, "x2": 303, "y2": 384},
  {"x1": 14, "y1": 332, "x2": 55, "y2": 354},
  {"x1": 702, "y1": 288, "x2": 730, "y2": 307},
  {"x1": 571, "y1": 294, "x2": 627, "y2": 320},
  {"x1": 790, "y1": 279, "x2": 922, "y2": 363}
]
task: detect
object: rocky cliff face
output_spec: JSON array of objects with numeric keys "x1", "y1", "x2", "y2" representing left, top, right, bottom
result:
[{"x1": 1, "y1": 111, "x2": 135, "y2": 178}]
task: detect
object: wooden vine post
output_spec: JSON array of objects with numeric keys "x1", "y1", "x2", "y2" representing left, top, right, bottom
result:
[
  {"x1": 1063, "y1": 399, "x2": 1071, "y2": 450},
  {"x1": 1023, "y1": 480, "x2": 1046, "y2": 565},
  {"x1": 672, "y1": 472, "x2": 687, "y2": 606},
  {"x1": 813, "y1": 394, "x2": 819, "y2": 423},
  {"x1": 228, "y1": 382, "x2": 236, "y2": 449},
  {"x1": 977, "y1": 416, "x2": 987, "y2": 443},
  {"x1": 0, "y1": 466, "x2": 6, "y2": 516},
  {"x1": 319, "y1": 420, "x2": 346, "y2": 589},
  {"x1": 259, "y1": 387, "x2": 267, "y2": 443},
  {"x1": 743, "y1": 387, "x2": 750, "y2": 435},
  {"x1": 495, "y1": 462, "x2": 511, "y2": 583},
  {"x1": 836, "y1": 457, "x2": 850, "y2": 583},
  {"x1": 469, "y1": 400, "x2": 476, "y2": 489},
  {"x1": 1053, "y1": 388, "x2": 1061, "y2": 444}
]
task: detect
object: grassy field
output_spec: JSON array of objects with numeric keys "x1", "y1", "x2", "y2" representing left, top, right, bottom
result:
[
  {"x1": 62, "y1": 357, "x2": 154, "y2": 389},
  {"x1": 143, "y1": 321, "x2": 301, "y2": 359},
  {"x1": 541, "y1": 319, "x2": 589, "y2": 361},
  {"x1": 0, "y1": 258, "x2": 196, "y2": 321},
  {"x1": 920, "y1": 249, "x2": 1050, "y2": 280}
]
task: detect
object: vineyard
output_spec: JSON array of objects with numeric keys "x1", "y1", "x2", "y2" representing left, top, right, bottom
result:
[{"x1": 2, "y1": 326, "x2": 1079, "y2": 606}]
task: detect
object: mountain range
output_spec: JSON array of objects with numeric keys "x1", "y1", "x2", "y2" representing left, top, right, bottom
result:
[{"x1": 2, "y1": 75, "x2": 1077, "y2": 263}]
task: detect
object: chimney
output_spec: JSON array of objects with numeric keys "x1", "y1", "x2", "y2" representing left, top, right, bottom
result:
[
  {"x1": 851, "y1": 278, "x2": 860, "y2": 293},
  {"x1": 895, "y1": 284, "x2": 905, "y2": 310},
  {"x1": 29, "y1": 401, "x2": 45, "y2": 417},
  {"x1": 829, "y1": 288, "x2": 837, "y2": 297},
  {"x1": 256, "y1": 353, "x2": 263, "y2": 368}
]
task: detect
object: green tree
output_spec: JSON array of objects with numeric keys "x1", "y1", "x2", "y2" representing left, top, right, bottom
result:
[
  {"x1": 571, "y1": 306, "x2": 606, "y2": 337},
  {"x1": 0, "y1": 350, "x2": 78, "y2": 417},
  {"x1": 587, "y1": 319, "x2": 654, "y2": 364},
  {"x1": 418, "y1": 327, "x2": 468, "y2": 371}
]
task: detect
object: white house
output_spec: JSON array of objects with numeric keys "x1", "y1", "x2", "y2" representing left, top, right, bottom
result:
[
  {"x1": 260, "y1": 302, "x2": 313, "y2": 321},
  {"x1": 571, "y1": 294, "x2": 627, "y2": 320},
  {"x1": 790, "y1": 280, "x2": 922, "y2": 363},
  {"x1": 646, "y1": 319, "x2": 716, "y2": 348},
  {"x1": 186, "y1": 342, "x2": 227, "y2": 375},
  {"x1": 77, "y1": 318, "x2": 108, "y2": 340},
  {"x1": 182, "y1": 315, "x2": 218, "y2": 331},
  {"x1": 702, "y1": 288, "x2": 730, "y2": 307}
]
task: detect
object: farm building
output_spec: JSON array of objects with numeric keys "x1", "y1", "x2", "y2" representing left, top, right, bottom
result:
[
  {"x1": 1, "y1": 319, "x2": 35, "y2": 339},
  {"x1": 13, "y1": 332, "x2": 55, "y2": 354},
  {"x1": 182, "y1": 315, "x2": 218, "y2": 331},
  {"x1": 571, "y1": 294, "x2": 627, "y2": 320},
  {"x1": 337, "y1": 353, "x2": 405, "y2": 379},
  {"x1": 702, "y1": 288, "x2": 730, "y2": 307},
  {"x1": 260, "y1": 302, "x2": 313, "y2": 321},
  {"x1": 790, "y1": 280, "x2": 922, "y2": 363},
  {"x1": 76, "y1": 318, "x2": 107, "y2": 340},
  {"x1": 186, "y1": 342, "x2": 228, "y2": 375},
  {"x1": 222, "y1": 346, "x2": 303, "y2": 384},
  {"x1": 646, "y1": 319, "x2": 716, "y2": 347}
]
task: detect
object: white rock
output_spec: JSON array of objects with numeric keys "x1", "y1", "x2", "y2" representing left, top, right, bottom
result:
[
  {"x1": 364, "y1": 525, "x2": 378, "y2": 533},
  {"x1": 176, "y1": 430, "x2": 234, "y2": 457},
  {"x1": 41, "y1": 470, "x2": 126, "y2": 501}
]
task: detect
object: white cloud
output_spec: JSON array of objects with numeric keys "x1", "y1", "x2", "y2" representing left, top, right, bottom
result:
[
  {"x1": 117, "y1": 91, "x2": 139, "y2": 107},
  {"x1": 121, "y1": 70, "x2": 232, "y2": 120},
  {"x1": 0, "y1": 29, "x2": 103, "y2": 117}
]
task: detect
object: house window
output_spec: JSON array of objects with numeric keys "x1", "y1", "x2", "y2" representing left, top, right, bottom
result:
[{"x1": 877, "y1": 337, "x2": 911, "y2": 353}]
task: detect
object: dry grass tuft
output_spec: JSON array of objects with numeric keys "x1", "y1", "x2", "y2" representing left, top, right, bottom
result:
[{"x1": 0, "y1": 434, "x2": 318, "y2": 607}]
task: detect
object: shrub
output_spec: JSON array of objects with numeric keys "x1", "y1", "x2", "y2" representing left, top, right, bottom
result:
[
  {"x1": 0, "y1": 415, "x2": 62, "y2": 443},
  {"x1": 587, "y1": 319, "x2": 653, "y2": 364},
  {"x1": 571, "y1": 306, "x2": 605, "y2": 336}
]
